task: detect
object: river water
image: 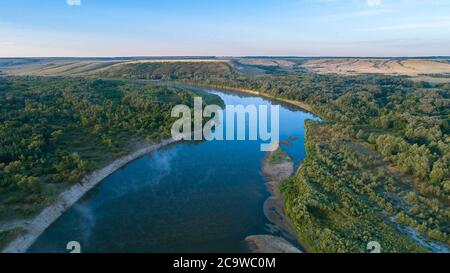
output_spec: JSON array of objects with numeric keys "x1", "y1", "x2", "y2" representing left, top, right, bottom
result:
[{"x1": 29, "y1": 87, "x2": 319, "y2": 253}]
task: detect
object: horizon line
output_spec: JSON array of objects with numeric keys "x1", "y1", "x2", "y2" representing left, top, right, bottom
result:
[{"x1": 1, "y1": 55, "x2": 450, "y2": 59}]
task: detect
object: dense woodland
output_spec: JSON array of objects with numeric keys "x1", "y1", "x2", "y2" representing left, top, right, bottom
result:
[
  {"x1": 95, "y1": 61, "x2": 235, "y2": 81},
  {"x1": 97, "y1": 62, "x2": 449, "y2": 192},
  {"x1": 1, "y1": 60, "x2": 449, "y2": 252},
  {"x1": 0, "y1": 76, "x2": 221, "y2": 222},
  {"x1": 93, "y1": 61, "x2": 450, "y2": 251},
  {"x1": 282, "y1": 122, "x2": 447, "y2": 252}
]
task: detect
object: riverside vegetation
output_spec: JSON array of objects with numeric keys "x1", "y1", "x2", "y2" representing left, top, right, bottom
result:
[
  {"x1": 0, "y1": 76, "x2": 222, "y2": 246},
  {"x1": 1, "y1": 59, "x2": 449, "y2": 252},
  {"x1": 92, "y1": 61, "x2": 449, "y2": 252}
]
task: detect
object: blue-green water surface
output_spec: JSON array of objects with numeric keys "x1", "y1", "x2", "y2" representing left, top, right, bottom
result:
[{"x1": 29, "y1": 88, "x2": 319, "y2": 253}]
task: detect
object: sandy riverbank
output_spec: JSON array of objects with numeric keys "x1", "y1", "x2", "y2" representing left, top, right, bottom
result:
[
  {"x1": 245, "y1": 235, "x2": 302, "y2": 253},
  {"x1": 246, "y1": 147, "x2": 303, "y2": 253},
  {"x1": 1, "y1": 138, "x2": 177, "y2": 253},
  {"x1": 1, "y1": 83, "x2": 313, "y2": 253}
]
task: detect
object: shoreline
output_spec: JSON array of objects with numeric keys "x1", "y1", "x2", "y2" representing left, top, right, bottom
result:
[
  {"x1": 1, "y1": 138, "x2": 178, "y2": 253},
  {"x1": 93, "y1": 79, "x2": 318, "y2": 116},
  {"x1": 1, "y1": 83, "x2": 315, "y2": 253},
  {"x1": 179, "y1": 82, "x2": 313, "y2": 253},
  {"x1": 175, "y1": 82, "x2": 316, "y2": 114},
  {"x1": 246, "y1": 148, "x2": 305, "y2": 253}
]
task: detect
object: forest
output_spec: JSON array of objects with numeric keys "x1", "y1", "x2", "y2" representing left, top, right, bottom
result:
[
  {"x1": 1, "y1": 60, "x2": 448, "y2": 252},
  {"x1": 92, "y1": 61, "x2": 449, "y2": 251},
  {"x1": 95, "y1": 62, "x2": 449, "y2": 192},
  {"x1": 0, "y1": 76, "x2": 221, "y2": 222},
  {"x1": 282, "y1": 121, "x2": 447, "y2": 252}
]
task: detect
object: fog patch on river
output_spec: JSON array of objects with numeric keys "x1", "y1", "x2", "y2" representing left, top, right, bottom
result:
[
  {"x1": 64, "y1": 147, "x2": 180, "y2": 243},
  {"x1": 72, "y1": 203, "x2": 96, "y2": 242},
  {"x1": 29, "y1": 87, "x2": 320, "y2": 253},
  {"x1": 98, "y1": 147, "x2": 179, "y2": 202}
]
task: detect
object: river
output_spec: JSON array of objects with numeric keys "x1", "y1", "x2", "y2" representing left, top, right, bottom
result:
[{"x1": 29, "y1": 87, "x2": 319, "y2": 253}]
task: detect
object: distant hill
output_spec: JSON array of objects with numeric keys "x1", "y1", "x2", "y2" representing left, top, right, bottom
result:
[{"x1": 1, "y1": 57, "x2": 450, "y2": 83}]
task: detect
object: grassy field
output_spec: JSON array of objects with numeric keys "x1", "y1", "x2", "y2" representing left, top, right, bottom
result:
[
  {"x1": 300, "y1": 58, "x2": 450, "y2": 82},
  {"x1": 3, "y1": 57, "x2": 450, "y2": 83},
  {"x1": 1, "y1": 57, "x2": 448, "y2": 253},
  {"x1": 0, "y1": 58, "x2": 230, "y2": 77}
]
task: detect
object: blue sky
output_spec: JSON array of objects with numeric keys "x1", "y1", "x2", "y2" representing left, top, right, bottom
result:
[{"x1": 0, "y1": 0, "x2": 449, "y2": 57}]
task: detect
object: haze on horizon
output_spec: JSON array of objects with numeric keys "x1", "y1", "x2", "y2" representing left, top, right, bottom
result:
[{"x1": 1, "y1": 0, "x2": 450, "y2": 58}]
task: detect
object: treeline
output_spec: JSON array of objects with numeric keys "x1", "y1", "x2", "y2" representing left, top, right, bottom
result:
[
  {"x1": 94, "y1": 62, "x2": 449, "y2": 192},
  {"x1": 282, "y1": 122, "x2": 448, "y2": 252},
  {"x1": 95, "y1": 61, "x2": 235, "y2": 81},
  {"x1": 92, "y1": 61, "x2": 450, "y2": 250},
  {"x1": 0, "y1": 76, "x2": 220, "y2": 220}
]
